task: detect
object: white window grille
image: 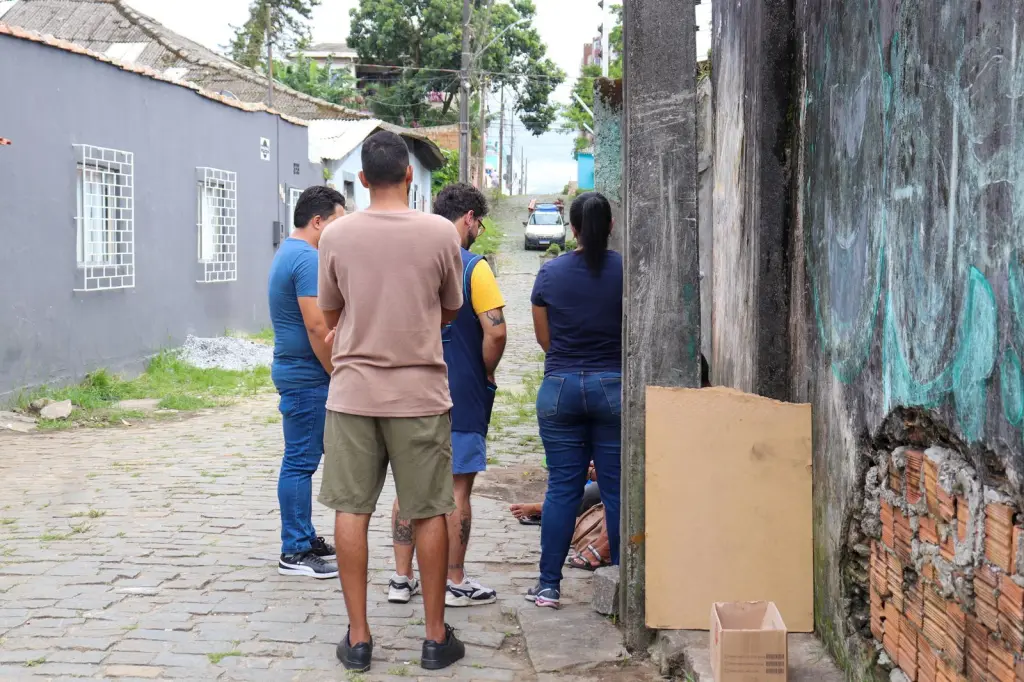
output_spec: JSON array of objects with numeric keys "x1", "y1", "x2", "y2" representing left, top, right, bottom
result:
[
  {"x1": 196, "y1": 167, "x2": 238, "y2": 283},
  {"x1": 289, "y1": 186, "x2": 303, "y2": 229},
  {"x1": 74, "y1": 144, "x2": 134, "y2": 292}
]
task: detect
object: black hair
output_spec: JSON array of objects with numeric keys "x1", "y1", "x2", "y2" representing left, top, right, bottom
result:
[
  {"x1": 361, "y1": 131, "x2": 410, "y2": 186},
  {"x1": 569, "y1": 191, "x2": 613, "y2": 275},
  {"x1": 294, "y1": 185, "x2": 346, "y2": 229},
  {"x1": 433, "y1": 183, "x2": 488, "y2": 223}
]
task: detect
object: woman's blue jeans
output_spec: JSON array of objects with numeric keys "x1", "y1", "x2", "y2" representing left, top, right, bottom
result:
[
  {"x1": 277, "y1": 384, "x2": 328, "y2": 555},
  {"x1": 536, "y1": 371, "x2": 621, "y2": 590}
]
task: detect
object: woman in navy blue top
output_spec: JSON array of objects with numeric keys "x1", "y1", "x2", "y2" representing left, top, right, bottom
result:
[{"x1": 526, "y1": 192, "x2": 622, "y2": 609}]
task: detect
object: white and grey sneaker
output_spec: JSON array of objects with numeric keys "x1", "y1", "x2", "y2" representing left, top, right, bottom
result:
[
  {"x1": 446, "y1": 577, "x2": 497, "y2": 607},
  {"x1": 388, "y1": 573, "x2": 421, "y2": 604},
  {"x1": 278, "y1": 552, "x2": 338, "y2": 579}
]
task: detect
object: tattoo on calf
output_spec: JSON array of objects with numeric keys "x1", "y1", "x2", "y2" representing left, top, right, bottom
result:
[
  {"x1": 393, "y1": 517, "x2": 414, "y2": 546},
  {"x1": 459, "y1": 516, "x2": 471, "y2": 546},
  {"x1": 485, "y1": 310, "x2": 505, "y2": 327}
]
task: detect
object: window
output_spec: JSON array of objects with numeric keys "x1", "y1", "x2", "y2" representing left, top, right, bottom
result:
[
  {"x1": 289, "y1": 186, "x2": 303, "y2": 229},
  {"x1": 196, "y1": 167, "x2": 238, "y2": 283},
  {"x1": 74, "y1": 144, "x2": 134, "y2": 291},
  {"x1": 531, "y1": 212, "x2": 562, "y2": 226},
  {"x1": 343, "y1": 180, "x2": 356, "y2": 210},
  {"x1": 411, "y1": 185, "x2": 418, "y2": 211}
]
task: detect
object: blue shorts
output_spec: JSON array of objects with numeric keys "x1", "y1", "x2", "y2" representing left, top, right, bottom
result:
[{"x1": 452, "y1": 431, "x2": 487, "y2": 475}]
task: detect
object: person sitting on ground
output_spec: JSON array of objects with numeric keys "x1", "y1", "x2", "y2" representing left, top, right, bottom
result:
[
  {"x1": 509, "y1": 355, "x2": 711, "y2": 571},
  {"x1": 525, "y1": 191, "x2": 623, "y2": 610}
]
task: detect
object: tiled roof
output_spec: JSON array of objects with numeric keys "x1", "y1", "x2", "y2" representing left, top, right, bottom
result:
[
  {"x1": 0, "y1": 22, "x2": 309, "y2": 125},
  {"x1": 307, "y1": 119, "x2": 447, "y2": 171},
  {"x1": 0, "y1": 0, "x2": 368, "y2": 120}
]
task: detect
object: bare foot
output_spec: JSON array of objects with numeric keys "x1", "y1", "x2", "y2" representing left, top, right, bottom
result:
[{"x1": 510, "y1": 503, "x2": 543, "y2": 520}]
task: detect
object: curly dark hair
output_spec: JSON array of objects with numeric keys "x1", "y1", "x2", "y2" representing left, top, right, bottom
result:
[{"x1": 433, "y1": 183, "x2": 489, "y2": 223}]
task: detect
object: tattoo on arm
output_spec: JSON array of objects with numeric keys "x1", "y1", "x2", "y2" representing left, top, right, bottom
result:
[
  {"x1": 485, "y1": 310, "x2": 505, "y2": 327},
  {"x1": 393, "y1": 516, "x2": 414, "y2": 546}
]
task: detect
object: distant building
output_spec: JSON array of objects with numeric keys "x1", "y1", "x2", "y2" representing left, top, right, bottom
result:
[
  {"x1": 289, "y1": 41, "x2": 359, "y2": 79},
  {"x1": 308, "y1": 120, "x2": 445, "y2": 213}
]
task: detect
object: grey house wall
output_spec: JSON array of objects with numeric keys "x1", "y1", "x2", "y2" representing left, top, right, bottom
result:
[{"x1": 0, "y1": 35, "x2": 323, "y2": 396}]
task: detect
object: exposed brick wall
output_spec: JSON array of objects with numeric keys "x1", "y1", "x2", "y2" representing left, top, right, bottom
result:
[{"x1": 866, "y1": 446, "x2": 1024, "y2": 681}]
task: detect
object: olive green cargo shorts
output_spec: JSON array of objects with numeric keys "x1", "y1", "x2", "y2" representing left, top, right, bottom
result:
[{"x1": 318, "y1": 411, "x2": 455, "y2": 520}]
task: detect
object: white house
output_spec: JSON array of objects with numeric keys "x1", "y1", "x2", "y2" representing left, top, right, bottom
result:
[{"x1": 308, "y1": 119, "x2": 447, "y2": 214}]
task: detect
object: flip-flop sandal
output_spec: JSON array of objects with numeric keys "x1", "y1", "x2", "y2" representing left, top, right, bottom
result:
[
  {"x1": 566, "y1": 545, "x2": 607, "y2": 571},
  {"x1": 518, "y1": 514, "x2": 542, "y2": 526}
]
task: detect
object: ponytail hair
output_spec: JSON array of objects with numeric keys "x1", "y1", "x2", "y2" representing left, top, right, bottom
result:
[{"x1": 569, "y1": 192, "x2": 613, "y2": 275}]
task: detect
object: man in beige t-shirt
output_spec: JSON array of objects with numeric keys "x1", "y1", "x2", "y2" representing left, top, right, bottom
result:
[{"x1": 317, "y1": 131, "x2": 465, "y2": 673}]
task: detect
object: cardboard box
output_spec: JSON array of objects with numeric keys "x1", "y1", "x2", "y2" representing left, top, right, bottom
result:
[{"x1": 711, "y1": 602, "x2": 788, "y2": 682}]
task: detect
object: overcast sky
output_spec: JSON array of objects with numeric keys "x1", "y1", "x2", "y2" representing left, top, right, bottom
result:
[{"x1": 123, "y1": 0, "x2": 712, "y2": 193}]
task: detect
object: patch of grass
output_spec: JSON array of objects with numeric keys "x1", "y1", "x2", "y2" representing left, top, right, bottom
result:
[
  {"x1": 245, "y1": 327, "x2": 275, "y2": 345},
  {"x1": 69, "y1": 509, "x2": 105, "y2": 519},
  {"x1": 24, "y1": 657, "x2": 46, "y2": 668},
  {"x1": 12, "y1": 353, "x2": 271, "y2": 430},
  {"x1": 387, "y1": 665, "x2": 409, "y2": 676},
  {"x1": 0, "y1": 519, "x2": 15, "y2": 526},
  {"x1": 262, "y1": 414, "x2": 281, "y2": 425},
  {"x1": 407, "y1": 617, "x2": 425, "y2": 626},
  {"x1": 39, "y1": 530, "x2": 72, "y2": 542},
  {"x1": 70, "y1": 523, "x2": 91, "y2": 535},
  {"x1": 208, "y1": 650, "x2": 242, "y2": 665},
  {"x1": 116, "y1": 531, "x2": 126, "y2": 538},
  {"x1": 486, "y1": 456, "x2": 500, "y2": 465},
  {"x1": 470, "y1": 217, "x2": 504, "y2": 257},
  {"x1": 158, "y1": 394, "x2": 215, "y2": 411},
  {"x1": 345, "y1": 672, "x2": 367, "y2": 682}
]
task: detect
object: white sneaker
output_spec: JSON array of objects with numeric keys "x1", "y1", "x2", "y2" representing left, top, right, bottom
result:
[
  {"x1": 388, "y1": 573, "x2": 420, "y2": 604},
  {"x1": 446, "y1": 577, "x2": 498, "y2": 607}
]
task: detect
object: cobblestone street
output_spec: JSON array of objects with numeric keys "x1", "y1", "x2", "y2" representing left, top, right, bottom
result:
[{"x1": 0, "y1": 196, "x2": 645, "y2": 681}]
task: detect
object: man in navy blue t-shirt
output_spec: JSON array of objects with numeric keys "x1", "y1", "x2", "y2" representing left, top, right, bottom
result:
[{"x1": 268, "y1": 185, "x2": 346, "y2": 579}]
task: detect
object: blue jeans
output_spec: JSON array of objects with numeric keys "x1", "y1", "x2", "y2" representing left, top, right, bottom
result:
[
  {"x1": 277, "y1": 384, "x2": 328, "y2": 555},
  {"x1": 537, "y1": 371, "x2": 621, "y2": 590}
]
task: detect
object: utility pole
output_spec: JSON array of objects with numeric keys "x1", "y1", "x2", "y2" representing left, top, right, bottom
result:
[
  {"x1": 497, "y1": 87, "x2": 505, "y2": 196},
  {"x1": 520, "y1": 148, "x2": 525, "y2": 195},
  {"x1": 477, "y1": 76, "x2": 488, "y2": 188},
  {"x1": 265, "y1": 4, "x2": 274, "y2": 107},
  {"x1": 507, "y1": 114, "x2": 515, "y2": 195},
  {"x1": 458, "y1": 0, "x2": 472, "y2": 183}
]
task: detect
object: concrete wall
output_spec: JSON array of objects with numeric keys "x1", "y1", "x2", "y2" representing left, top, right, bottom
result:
[
  {"x1": 325, "y1": 144, "x2": 432, "y2": 214},
  {"x1": 710, "y1": 0, "x2": 795, "y2": 400},
  {"x1": 696, "y1": 77, "x2": 714, "y2": 363},
  {"x1": 795, "y1": 1, "x2": 1024, "y2": 674},
  {"x1": 0, "y1": 35, "x2": 323, "y2": 396},
  {"x1": 593, "y1": 78, "x2": 624, "y2": 254},
  {"x1": 712, "y1": 0, "x2": 1024, "y2": 676}
]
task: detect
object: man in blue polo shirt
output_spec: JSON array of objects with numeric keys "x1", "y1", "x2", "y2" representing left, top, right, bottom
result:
[
  {"x1": 388, "y1": 183, "x2": 508, "y2": 607},
  {"x1": 268, "y1": 185, "x2": 346, "y2": 579}
]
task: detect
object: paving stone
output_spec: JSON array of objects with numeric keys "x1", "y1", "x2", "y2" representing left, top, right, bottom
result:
[
  {"x1": 105, "y1": 665, "x2": 164, "y2": 678},
  {"x1": 591, "y1": 566, "x2": 619, "y2": 617},
  {"x1": 0, "y1": 201, "x2": 652, "y2": 682},
  {"x1": 517, "y1": 605, "x2": 627, "y2": 673}
]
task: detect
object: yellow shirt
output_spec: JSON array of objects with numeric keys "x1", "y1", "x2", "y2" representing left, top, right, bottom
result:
[{"x1": 470, "y1": 259, "x2": 505, "y2": 315}]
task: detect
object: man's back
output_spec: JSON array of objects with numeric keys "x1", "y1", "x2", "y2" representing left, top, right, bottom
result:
[{"x1": 318, "y1": 209, "x2": 463, "y2": 417}]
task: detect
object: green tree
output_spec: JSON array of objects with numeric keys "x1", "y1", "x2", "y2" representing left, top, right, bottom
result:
[
  {"x1": 348, "y1": 0, "x2": 565, "y2": 135},
  {"x1": 229, "y1": 0, "x2": 320, "y2": 69},
  {"x1": 608, "y1": 3, "x2": 623, "y2": 78},
  {"x1": 432, "y1": 149, "x2": 460, "y2": 195},
  {"x1": 276, "y1": 57, "x2": 360, "y2": 107}
]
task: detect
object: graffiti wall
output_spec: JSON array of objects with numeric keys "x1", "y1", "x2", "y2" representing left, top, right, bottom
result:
[{"x1": 795, "y1": 0, "x2": 1024, "y2": 675}]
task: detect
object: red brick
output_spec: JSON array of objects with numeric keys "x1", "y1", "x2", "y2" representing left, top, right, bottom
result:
[{"x1": 920, "y1": 516, "x2": 940, "y2": 545}]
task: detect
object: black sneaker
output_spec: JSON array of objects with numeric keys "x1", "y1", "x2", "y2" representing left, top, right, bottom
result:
[
  {"x1": 336, "y1": 628, "x2": 373, "y2": 672},
  {"x1": 278, "y1": 552, "x2": 338, "y2": 579},
  {"x1": 309, "y1": 536, "x2": 336, "y2": 561},
  {"x1": 421, "y1": 623, "x2": 465, "y2": 670}
]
